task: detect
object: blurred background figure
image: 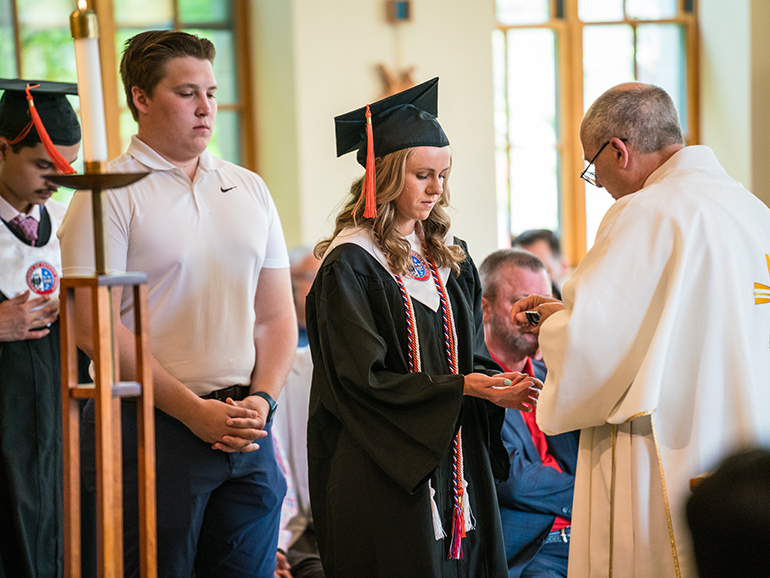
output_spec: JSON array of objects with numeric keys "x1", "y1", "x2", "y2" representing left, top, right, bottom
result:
[
  {"x1": 273, "y1": 246, "x2": 324, "y2": 578},
  {"x1": 511, "y1": 229, "x2": 569, "y2": 299},
  {"x1": 686, "y1": 447, "x2": 770, "y2": 578},
  {"x1": 480, "y1": 249, "x2": 578, "y2": 578},
  {"x1": 288, "y1": 246, "x2": 320, "y2": 347}
]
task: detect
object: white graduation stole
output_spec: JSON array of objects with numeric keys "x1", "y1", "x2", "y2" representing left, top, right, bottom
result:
[
  {"x1": 0, "y1": 211, "x2": 63, "y2": 301},
  {"x1": 325, "y1": 226, "x2": 451, "y2": 311}
]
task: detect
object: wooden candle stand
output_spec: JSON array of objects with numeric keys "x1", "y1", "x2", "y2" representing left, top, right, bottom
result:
[{"x1": 49, "y1": 171, "x2": 156, "y2": 578}]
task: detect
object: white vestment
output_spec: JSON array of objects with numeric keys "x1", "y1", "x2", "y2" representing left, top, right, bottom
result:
[{"x1": 537, "y1": 146, "x2": 770, "y2": 578}]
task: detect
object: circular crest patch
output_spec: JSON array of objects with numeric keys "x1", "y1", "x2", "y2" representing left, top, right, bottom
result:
[
  {"x1": 26, "y1": 261, "x2": 59, "y2": 295},
  {"x1": 406, "y1": 251, "x2": 430, "y2": 281}
]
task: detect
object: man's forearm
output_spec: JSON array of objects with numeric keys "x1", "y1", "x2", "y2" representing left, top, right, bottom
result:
[
  {"x1": 94, "y1": 321, "x2": 262, "y2": 449},
  {"x1": 110, "y1": 320, "x2": 203, "y2": 424},
  {"x1": 250, "y1": 312, "x2": 298, "y2": 399}
]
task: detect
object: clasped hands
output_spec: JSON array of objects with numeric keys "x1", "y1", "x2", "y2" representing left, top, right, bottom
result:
[
  {"x1": 0, "y1": 291, "x2": 59, "y2": 342},
  {"x1": 191, "y1": 395, "x2": 271, "y2": 454}
]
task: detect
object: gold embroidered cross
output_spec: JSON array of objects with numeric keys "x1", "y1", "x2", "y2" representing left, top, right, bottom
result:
[{"x1": 756, "y1": 254, "x2": 770, "y2": 347}]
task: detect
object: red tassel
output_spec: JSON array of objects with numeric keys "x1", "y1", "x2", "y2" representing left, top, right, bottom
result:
[
  {"x1": 24, "y1": 84, "x2": 76, "y2": 175},
  {"x1": 6, "y1": 120, "x2": 34, "y2": 145},
  {"x1": 448, "y1": 429, "x2": 466, "y2": 560},
  {"x1": 448, "y1": 504, "x2": 465, "y2": 560},
  {"x1": 361, "y1": 104, "x2": 377, "y2": 218}
]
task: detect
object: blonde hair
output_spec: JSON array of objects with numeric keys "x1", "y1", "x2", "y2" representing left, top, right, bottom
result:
[{"x1": 315, "y1": 147, "x2": 465, "y2": 275}]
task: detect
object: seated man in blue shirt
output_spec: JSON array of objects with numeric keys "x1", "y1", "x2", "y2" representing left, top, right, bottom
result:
[{"x1": 480, "y1": 249, "x2": 579, "y2": 578}]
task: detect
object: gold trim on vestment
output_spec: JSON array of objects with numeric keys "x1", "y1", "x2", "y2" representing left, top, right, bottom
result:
[
  {"x1": 609, "y1": 424, "x2": 617, "y2": 578},
  {"x1": 756, "y1": 255, "x2": 770, "y2": 344},
  {"x1": 650, "y1": 415, "x2": 682, "y2": 578},
  {"x1": 622, "y1": 409, "x2": 655, "y2": 423}
]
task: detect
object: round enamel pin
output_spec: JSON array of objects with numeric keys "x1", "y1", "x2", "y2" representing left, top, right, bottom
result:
[
  {"x1": 26, "y1": 261, "x2": 58, "y2": 295},
  {"x1": 406, "y1": 251, "x2": 430, "y2": 281}
]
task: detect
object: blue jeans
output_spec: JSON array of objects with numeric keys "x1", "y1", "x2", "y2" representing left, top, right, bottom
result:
[
  {"x1": 81, "y1": 400, "x2": 286, "y2": 578},
  {"x1": 520, "y1": 528, "x2": 570, "y2": 578}
]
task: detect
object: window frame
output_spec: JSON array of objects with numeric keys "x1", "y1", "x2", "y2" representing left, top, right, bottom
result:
[
  {"x1": 5, "y1": 0, "x2": 256, "y2": 172},
  {"x1": 494, "y1": 0, "x2": 699, "y2": 265}
]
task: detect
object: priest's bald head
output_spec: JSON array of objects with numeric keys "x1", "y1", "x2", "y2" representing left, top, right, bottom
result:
[{"x1": 580, "y1": 83, "x2": 685, "y2": 200}]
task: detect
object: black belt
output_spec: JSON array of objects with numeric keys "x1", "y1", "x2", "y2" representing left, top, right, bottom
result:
[
  {"x1": 544, "y1": 527, "x2": 570, "y2": 544},
  {"x1": 201, "y1": 385, "x2": 251, "y2": 401}
]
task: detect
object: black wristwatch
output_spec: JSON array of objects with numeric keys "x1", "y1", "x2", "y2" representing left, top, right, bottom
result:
[{"x1": 248, "y1": 391, "x2": 278, "y2": 423}]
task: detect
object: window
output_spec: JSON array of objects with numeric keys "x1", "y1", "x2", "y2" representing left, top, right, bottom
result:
[
  {"x1": 1, "y1": 0, "x2": 252, "y2": 202},
  {"x1": 1, "y1": 0, "x2": 79, "y2": 177},
  {"x1": 493, "y1": 0, "x2": 698, "y2": 264},
  {"x1": 112, "y1": 0, "x2": 248, "y2": 164}
]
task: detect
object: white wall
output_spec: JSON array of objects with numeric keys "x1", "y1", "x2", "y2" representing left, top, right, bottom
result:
[
  {"x1": 700, "y1": 0, "x2": 752, "y2": 189},
  {"x1": 252, "y1": 0, "x2": 500, "y2": 262},
  {"x1": 700, "y1": 0, "x2": 770, "y2": 208},
  {"x1": 251, "y1": 1, "x2": 301, "y2": 246},
  {"x1": 253, "y1": 0, "x2": 770, "y2": 259}
]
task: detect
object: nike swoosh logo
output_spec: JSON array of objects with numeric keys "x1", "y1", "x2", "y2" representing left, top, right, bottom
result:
[{"x1": 221, "y1": 186, "x2": 237, "y2": 192}]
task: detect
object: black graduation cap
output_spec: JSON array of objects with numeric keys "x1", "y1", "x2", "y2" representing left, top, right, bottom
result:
[
  {"x1": 335, "y1": 77, "x2": 449, "y2": 166},
  {"x1": 0, "y1": 79, "x2": 81, "y2": 147},
  {"x1": 334, "y1": 77, "x2": 449, "y2": 218}
]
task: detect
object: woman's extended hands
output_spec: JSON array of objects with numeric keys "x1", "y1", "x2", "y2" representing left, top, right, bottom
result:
[{"x1": 463, "y1": 372, "x2": 542, "y2": 412}]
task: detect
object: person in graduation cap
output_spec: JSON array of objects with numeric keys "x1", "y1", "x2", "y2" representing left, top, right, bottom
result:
[
  {"x1": 306, "y1": 78, "x2": 542, "y2": 578},
  {"x1": 0, "y1": 80, "x2": 81, "y2": 578}
]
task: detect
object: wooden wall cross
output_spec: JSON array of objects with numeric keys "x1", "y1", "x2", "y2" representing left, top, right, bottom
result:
[{"x1": 377, "y1": 63, "x2": 416, "y2": 98}]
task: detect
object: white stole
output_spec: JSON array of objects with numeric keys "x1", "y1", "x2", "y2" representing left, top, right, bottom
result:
[
  {"x1": 324, "y1": 226, "x2": 452, "y2": 312},
  {"x1": 0, "y1": 201, "x2": 65, "y2": 302}
]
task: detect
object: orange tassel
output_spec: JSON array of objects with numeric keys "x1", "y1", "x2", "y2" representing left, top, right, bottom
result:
[
  {"x1": 6, "y1": 120, "x2": 34, "y2": 145},
  {"x1": 24, "y1": 84, "x2": 76, "y2": 175},
  {"x1": 361, "y1": 104, "x2": 377, "y2": 218}
]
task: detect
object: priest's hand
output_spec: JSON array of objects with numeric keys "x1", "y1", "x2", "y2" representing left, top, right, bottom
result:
[
  {"x1": 186, "y1": 398, "x2": 267, "y2": 453},
  {"x1": 463, "y1": 372, "x2": 542, "y2": 412},
  {"x1": 0, "y1": 290, "x2": 59, "y2": 341},
  {"x1": 510, "y1": 295, "x2": 564, "y2": 336}
]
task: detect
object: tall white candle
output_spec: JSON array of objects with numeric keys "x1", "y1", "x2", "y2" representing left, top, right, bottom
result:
[{"x1": 70, "y1": 1, "x2": 108, "y2": 165}]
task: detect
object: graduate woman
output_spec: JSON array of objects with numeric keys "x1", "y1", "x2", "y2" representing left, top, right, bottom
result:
[{"x1": 306, "y1": 78, "x2": 542, "y2": 577}]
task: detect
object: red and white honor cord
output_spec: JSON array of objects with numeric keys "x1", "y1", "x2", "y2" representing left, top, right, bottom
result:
[{"x1": 375, "y1": 226, "x2": 471, "y2": 559}]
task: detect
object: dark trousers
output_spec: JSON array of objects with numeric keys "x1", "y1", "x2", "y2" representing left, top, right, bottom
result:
[
  {"x1": 81, "y1": 400, "x2": 286, "y2": 578},
  {"x1": 287, "y1": 527, "x2": 325, "y2": 578},
  {"x1": 520, "y1": 539, "x2": 569, "y2": 578}
]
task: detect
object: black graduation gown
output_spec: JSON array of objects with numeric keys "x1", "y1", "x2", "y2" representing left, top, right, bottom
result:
[
  {"x1": 306, "y1": 239, "x2": 509, "y2": 578},
  {"x1": 0, "y1": 210, "x2": 63, "y2": 578}
]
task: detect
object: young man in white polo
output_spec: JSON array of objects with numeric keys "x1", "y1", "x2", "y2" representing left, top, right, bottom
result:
[{"x1": 59, "y1": 31, "x2": 296, "y2": 578}]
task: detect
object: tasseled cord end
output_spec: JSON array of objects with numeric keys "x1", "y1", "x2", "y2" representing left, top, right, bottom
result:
[
  {"x1": 353, "y1": 104, "x2": 377, "y2": 219},
  {"x1": 448, "y1": 500, "x2": 466, "y2": 560},
  {"x1": 22, "y1": 84, "x2": 76, "y2": 175}
]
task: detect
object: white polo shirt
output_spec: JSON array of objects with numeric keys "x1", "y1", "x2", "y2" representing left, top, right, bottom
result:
[{"x1": 59, "y1": 136, "x2": 289, "y2": 395}]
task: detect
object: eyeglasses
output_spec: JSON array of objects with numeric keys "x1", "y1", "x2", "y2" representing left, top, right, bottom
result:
[{"x1": 580, "y1": 138, "x2": 627, "y2": 187}]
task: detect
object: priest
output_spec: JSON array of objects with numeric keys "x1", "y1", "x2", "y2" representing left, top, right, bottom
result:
[{"x1": 511, "y1": 82, "x2": 770, "y2": 578}]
